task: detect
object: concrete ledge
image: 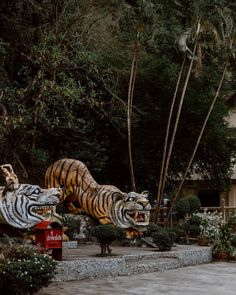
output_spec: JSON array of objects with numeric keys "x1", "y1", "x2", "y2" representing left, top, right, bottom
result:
[
  {"x1": 62, "y1": 241, "x2": 78, "y2": 249},
  {"x1": 54, "y1": 245, "x2": 213, "y2": 281}
]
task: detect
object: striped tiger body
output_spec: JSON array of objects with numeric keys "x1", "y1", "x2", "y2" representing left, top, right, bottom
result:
[
  {"x1": 0, "y1": 184, "x2": 61, "y2": 229},
  {"x1": 45, "y1": 158, "x2": 151, "y2": 230}
]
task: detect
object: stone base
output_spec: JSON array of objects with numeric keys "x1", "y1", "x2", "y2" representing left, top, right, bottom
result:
[
  {"x1": 54, "y1": 245, "x2": 213, "y2": 281},
  {"x1": 62, "y1": 241, "x2": 78, "y2": 249}
]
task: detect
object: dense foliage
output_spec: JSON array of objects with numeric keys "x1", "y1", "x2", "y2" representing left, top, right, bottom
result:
[
  {"x1": 0, "y1": 0, "x2": 236, "y2": 200},
  {"x1": 150, "y1": 225, "x2": 177, "y2": 251},
  {"x1": 0, "y1": 240, "x2": 56, "y2": 295}
]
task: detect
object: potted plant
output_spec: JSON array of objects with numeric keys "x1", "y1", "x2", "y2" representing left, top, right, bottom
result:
[
  {"x1": 212, "y1": 224, "x2": 235, "y2": 260},
  {"x1": 193, "y1": 210, "x2": 223, "y2": 246}
]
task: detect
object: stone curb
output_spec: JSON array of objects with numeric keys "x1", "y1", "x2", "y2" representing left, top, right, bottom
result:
[{"x1": 54, "y1": 246, "x2": 212, "y2": 281}]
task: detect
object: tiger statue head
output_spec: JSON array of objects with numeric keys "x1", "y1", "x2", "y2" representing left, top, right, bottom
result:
[
  {"x1": 0, "y1": 184, "x2": 61, "y2": 229},
  {"x1": 111, "y1": 191, "x2": 151, "y2": 231}
]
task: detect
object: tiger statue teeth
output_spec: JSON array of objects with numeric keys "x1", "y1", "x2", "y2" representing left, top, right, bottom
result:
[{"x1": 45, "y1": 158, "x2": 151, "y2": 231}]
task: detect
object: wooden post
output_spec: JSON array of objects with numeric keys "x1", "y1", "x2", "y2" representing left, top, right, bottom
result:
[{"x1": 221, "y1": 197, "x2": 226, "y2": 223}]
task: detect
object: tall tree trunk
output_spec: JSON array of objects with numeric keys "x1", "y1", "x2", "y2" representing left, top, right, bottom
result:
[
  {"x1": 167, "y1": 56, "x2": 229, "y2": 222},
  {"x1": 160, "y1": 39, "x2": 198, "y2": 203},
  {"x1": 154, "y1": 55, "x2": 186, "y2": 222},
  {"x1": 127, "y1": 40, "x2": 139, "y2": 191}
]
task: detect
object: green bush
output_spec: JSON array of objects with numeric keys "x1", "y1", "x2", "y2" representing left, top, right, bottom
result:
[
  {"x1": 188, "y1": 215, "x2": 201, "y2": 226},
  {"x1": 114, "y1": 227, "x2": 127, "y2": 241},
  {"x1": 185, "y1": 223, "x2": 201, "y2": 237},
  {"x1": 146, "y1": 223, "x2": 163, "y2": 236},
  {"x1": 187, "y1": 196, "x2": 201, "y2": 213},
  {"x1": 174, "y1": 198, "x2": 190, "y2": 218},
  {"x1": 91, "y1": 224, "x2": 119, "y2": 256},
  {"x1": 231, "y1": 234, "x2": 236, "y2": 247},
  {"x1": 165, "y1": 227, "x2": 177, "y2": 244},
  {"x1": 91, "y1": 224, "x2": 118, "y2": 242},
  {"x1": 151, "y1": 229, "x2": 174, "y2": 251},
  {"x1": 62, "y1": 215, "x2": 79, "y2": 240},
  {"x1": 183, "y1": 215, "x2": 201, "y2": 238},
  {"x1": 174, "y1": 196, "x2": 201, "y2": 219},
  {"x1": 0, "y1": 241, "x2": 56, "y2": 295},
  {"x1": 149, "y1": 226, "x2": 176, "y2": 251},
  {"x1": 169, "y1": 225, "x2": 185, "y2": 243}
]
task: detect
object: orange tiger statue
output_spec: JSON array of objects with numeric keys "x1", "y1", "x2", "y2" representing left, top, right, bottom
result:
[{"x1": 44, "y1": 158, "x2": 151, "y2": 231}]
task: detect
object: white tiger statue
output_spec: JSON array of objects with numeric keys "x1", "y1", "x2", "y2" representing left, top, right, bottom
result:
[{"x1": 0, "y1": 164, "x2": 61, "y2": 229}]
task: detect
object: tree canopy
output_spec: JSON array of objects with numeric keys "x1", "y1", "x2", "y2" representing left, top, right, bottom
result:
[{"x1": 0, "y1": 0, "x2": 236, "y2": 200}]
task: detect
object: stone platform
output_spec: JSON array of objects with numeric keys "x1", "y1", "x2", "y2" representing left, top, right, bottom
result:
[{"x1": 54, "y1": 244, "x2": 212, "y2": 281}]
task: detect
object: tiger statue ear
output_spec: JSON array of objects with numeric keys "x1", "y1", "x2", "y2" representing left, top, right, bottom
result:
[
  {"x1": 141, "y1": 191, "x2": 149, "y2": 197},
  {"x1": 114, "y1": 192, "x2": 127, "y2": 200},
  {"x1": 0, "y1": 164, "x2": 19, "y2": 193},
  {"x1": 0, "y1": 164, "x2": 14, "y2": 176}
]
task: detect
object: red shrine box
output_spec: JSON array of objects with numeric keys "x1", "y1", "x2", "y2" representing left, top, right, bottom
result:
[{"x1": 35, "y1": 221, "x2": 62, "y2": 260}]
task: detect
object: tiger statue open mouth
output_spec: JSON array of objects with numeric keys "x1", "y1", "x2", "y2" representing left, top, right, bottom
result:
[
  {"x1": 111, "y1": 191, "x2": 151, "y2": 231},
  {"x1": 0, "y1": 184, "x2": 61, "y2": 229}
]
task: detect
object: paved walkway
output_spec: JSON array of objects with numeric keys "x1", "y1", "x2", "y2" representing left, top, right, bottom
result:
[{"x1": 37, "y1": 262, "x2": 236, "y2": 295}]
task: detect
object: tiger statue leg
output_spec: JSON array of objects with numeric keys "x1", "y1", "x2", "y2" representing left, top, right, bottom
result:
[
  {"x1": 66, "y1": 202, "x2": 85, "y2": 214},
  {"x1": 61, "y1": 190, "x2": 86, "y2": 214},
  {"x1": 98, "y1": 217, "x2": 112, "y2": 225}
]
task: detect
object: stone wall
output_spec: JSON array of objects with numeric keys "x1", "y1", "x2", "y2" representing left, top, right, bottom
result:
[{"x1": 54, "y1": 245, "x2": 212, "y2": 281}]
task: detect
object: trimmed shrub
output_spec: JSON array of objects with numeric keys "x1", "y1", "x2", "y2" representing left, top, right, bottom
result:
[
  {"x1": 184, "y1": 215, "x2": 201, "y2": 238},
  {"x1": 91, "y1": 224, "x2": 119, "y2": 256},
  {"x1": 165, "y1": 227, "x2": 177, "y2": 244},
  {"x1": 187, "y1": 196, "x2": 201, "y2": 213},
  {"x1": 174, "y1": 198, "x2": 190, "y2": 218},
  {"x1": 151, "y1": 229, "x2": 173, "y2": 251},
  {"x1": 149, "y1": 226, "x2": 176, "y2": 251},
  {"x1": 146, "y1": 223, "x2": 163, "y2": 236}
]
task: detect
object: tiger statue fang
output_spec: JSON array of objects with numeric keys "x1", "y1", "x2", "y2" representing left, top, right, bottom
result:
[{"x1": 112, "y1": 191, "x2": 151, "y2": 231}]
